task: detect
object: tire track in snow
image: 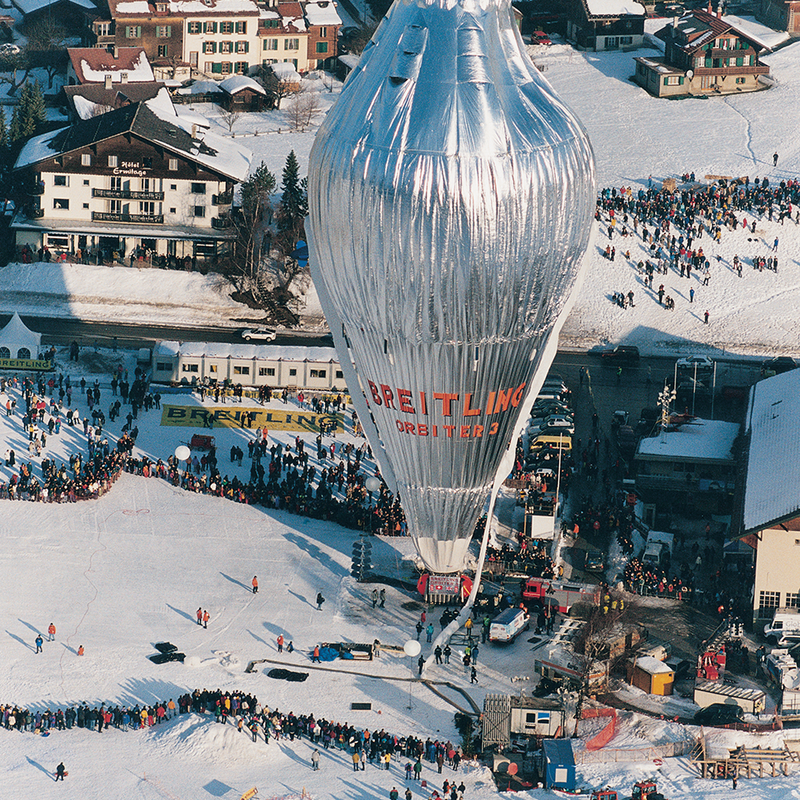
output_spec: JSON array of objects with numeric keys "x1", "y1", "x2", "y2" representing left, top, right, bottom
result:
[{"x1": 724, "y1": 95, "x2": 758, "y2": 167}]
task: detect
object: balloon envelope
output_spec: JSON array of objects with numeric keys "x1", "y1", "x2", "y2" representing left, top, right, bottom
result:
[
  {"x1": 175, "y1": 445, "x2": 191, "y2": 461},
  {"x1": 308, "y1": 0, "x2": 595, "y2": 574},
  {"x1": 365, "y1": 477, "x2": 382, "y2": 493},
  {"x1": 403, "y1": 640, "x2": 422, "y2": 658}
]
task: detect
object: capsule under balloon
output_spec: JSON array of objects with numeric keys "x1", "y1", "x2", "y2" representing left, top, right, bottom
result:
[{"x1": 308, "y1": 0, "x2": 595, "y2": 574}]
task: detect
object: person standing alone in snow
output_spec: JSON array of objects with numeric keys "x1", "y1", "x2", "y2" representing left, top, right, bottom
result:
[
  {"x1": 316, "y1": 591, "x2": 325, "y2": 611},
  {"x1": 704, "y1": 309, "x2": 710, "y2": 324},
  {"x1": 252, "y1": 576, "x2": 259, "y2": 594},
  {"x1": 311, "y1": 749, "x2": 320, "y2": 770},
  {"x1": 773, "y1": 152, "x2": 779, "y2": 167},
  {"x1": 55, "y1": 763, "x2": 66, "y2": 781},
  {"x1": 35, "y1": 634, "x2": 43, "y2": 654}
]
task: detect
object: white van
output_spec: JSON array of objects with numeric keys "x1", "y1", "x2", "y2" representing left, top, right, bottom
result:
[
  {"x1": 489, "y1": 607, "x2": 530, "y2": 643},
  {"x1": 764, "y1": 608, "x2": 800, "y2": 644}
]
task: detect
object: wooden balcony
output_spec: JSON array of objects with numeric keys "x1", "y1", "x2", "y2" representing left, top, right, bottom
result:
[
  {"x1": 92, "y1": 188, "x2": 164, "y2": 200},
  {"x1": 92, "y1": 212, "x2": 164, "y2": 224}
]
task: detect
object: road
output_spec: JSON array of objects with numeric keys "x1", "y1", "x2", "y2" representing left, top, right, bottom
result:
[{"x1": 0, "y1": 314, "x2": 335, "y2": 351}]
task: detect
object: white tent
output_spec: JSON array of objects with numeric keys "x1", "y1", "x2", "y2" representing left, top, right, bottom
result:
[{"x1": 0, "y1": 312, "x2": 41, "y2": 359}]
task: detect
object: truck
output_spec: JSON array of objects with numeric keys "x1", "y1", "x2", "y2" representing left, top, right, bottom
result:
[
  {"x1": 693, "y1": 679, "x2": 766, "y2": 714},
  {"x1": 522, "y1": 578, "x2": 601, "y2": 614},
  {"x1": 763, "y1": 607, "x2": 800, "y2": 645},
  {"x1": 488, "y1": 607, "x2": 530, "y2": 643},
  {"x1": 641, "y1": 531, "x2": 674, "y2": 569}
]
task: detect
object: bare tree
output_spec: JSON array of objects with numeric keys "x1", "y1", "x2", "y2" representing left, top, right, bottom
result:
[
  {"x1": 218, "y1": 106, "x2": 241, "y2": 133},
  {"x1": 285, "y1": 90, "x2": 323, "y2": 132},
  {"x1": 22, "y1": 17, "x2": 68, "y2": 88},
  {"x1": 258, "y1": 66, "x2": 299, "y2": 110}
]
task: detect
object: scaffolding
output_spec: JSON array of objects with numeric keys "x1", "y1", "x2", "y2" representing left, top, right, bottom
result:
[{"x1": 691, "y1": 730, "x2": 800, "y2": 779}]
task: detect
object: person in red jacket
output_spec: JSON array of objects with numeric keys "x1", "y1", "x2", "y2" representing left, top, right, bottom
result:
[
  {"x1": 48, "y1": 622, "x2": 56, "y2": 641},
  {"x1": 202, "y1": 610, "x2": 210, "y2": 629},
  {"x1": 252, "y1": 576, "x2": 259, "y2": 594}
]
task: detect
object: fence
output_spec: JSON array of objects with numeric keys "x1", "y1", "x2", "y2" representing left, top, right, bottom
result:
[{"x1": 573, "y1": 740, "x2": 692, "y2": 764}]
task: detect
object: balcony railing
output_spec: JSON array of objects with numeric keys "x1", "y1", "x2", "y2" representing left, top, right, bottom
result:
[
  {"x1": 29, "y1": 208, "x2": 44, "y2": 218},
  {"x1": 92, "y1": 188, "x2": 164, "y2": 201},
  {"x1": 211, "y1": 216, "x2": 233, "y2": 229},
  {"x1": 212, "y1": 191, "x2": 233, "y2": 205},
  {"x1": 31, "y1": 183, "x2": 45, "y2": 195},
  {"x1": 92, "y1": 212, "x2": 164, "y2": 224}
]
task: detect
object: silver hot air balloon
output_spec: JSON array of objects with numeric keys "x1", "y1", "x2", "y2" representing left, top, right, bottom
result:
[{"x1": 308, "y1": 0, "x2": 595, "y2": 574}]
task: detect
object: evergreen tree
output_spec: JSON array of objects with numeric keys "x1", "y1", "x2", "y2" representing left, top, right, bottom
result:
[
  {"x1": 236, "y1": 161, "x2": 276, "y2": 278},
  {"x1": 26, "y1": 82, "x2": 46, "y2": 134},
  {"x1": 276, "y1": 150, "x2": 306, "y2": 249},
  {"x1": 9, "y1": 104, "x2": 22, "y2": 142}
]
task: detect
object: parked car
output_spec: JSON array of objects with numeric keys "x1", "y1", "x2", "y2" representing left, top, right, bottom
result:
[
  {"x1": 531, "y1": 30, "x2": 552, "y2": 45},
  {"x1": 601, "y1": 345, "x2": 640, "y2": 366},
  {"x1": 584, "y1": 550, "x2": 605, "y2": 572},
  {"x1": 0, "y1": 43, "x2": 20, "y2": 55},
  {"x1": 761, "y1": 356, "x2": 797, "y2": 376},
  {"x1": 676, "y1": 355, "x2": 714, "y2": 372},
  {"x1": 693, "y1": 703, "x2": 744, "y2": 726},
  {"x1": 616, "y1": 424, "x2": 637, "y2": 458},
  {"x1": 241, "y1": 327, "x2": 277, "y2": 341}
]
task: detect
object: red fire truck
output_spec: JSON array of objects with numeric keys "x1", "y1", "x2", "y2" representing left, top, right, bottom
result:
[{"x1": 522, "y1": 578, "x2": 600, "y2": 614}]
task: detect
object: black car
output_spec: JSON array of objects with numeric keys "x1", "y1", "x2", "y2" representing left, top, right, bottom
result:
[
  {"x1": 693, "y1": 703, "x2": 744, "y2": 726},
  {"x1": 762, "y1": 356, "x2": 798, "y2": 376},
  {"x1": 601, "y1": 345, "x2": 640, "y2": 366}
]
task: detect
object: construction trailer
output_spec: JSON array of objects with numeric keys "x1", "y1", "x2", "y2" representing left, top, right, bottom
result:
[
  {"x1": 482, "y1": 694, "x2": 567, "y2": 749},
  {"x1": 627, "y1": 656, "x2": 675, "y2": 696},
  {"x1": 541, "y1": 738, "x2": 576, "y2": 792},
  {"x1": 693, "y1": 679, "x2": 766, "y2": 714}
]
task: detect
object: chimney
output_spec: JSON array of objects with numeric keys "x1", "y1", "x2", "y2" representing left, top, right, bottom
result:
[
  {"x1": 121, "y1": 72, "x2": 128, "y2": 83},
  {"x1": 104, "y1": 74, "x2": 112, "y2": 90},
  {"x1": 114, "y1": 46, "x2": 119, "y2": 59},
  {"x1": 191, "y1": 123, "x2": 198, "y2": 138},
  {"x1": 706, "y1": 1, "x2": 711, "y2": 12},
  {"x1": 717, "y1": 4, "x2": 722, "y2": 17}
]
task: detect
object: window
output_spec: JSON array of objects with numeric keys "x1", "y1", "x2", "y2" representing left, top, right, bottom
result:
[
  {"x1": 786, "y1": 593, "x2": 800, "y2": 608},
  {"x1": 208, "y1": 364, "x2": 218, "y2": 373},
  {"x1": 143, "y1": 157, "x2": 153, "y2": 168},
  {"x1": 736, "y1": 57, "x2": 743, "y2": 66},
  {"x1": 194, "y1": 206, "x2": 206, "y2": 217},
  {"x1": 54, "y1": 175, "x2": 68, "y2": 186},
  {"x1": 170, "y1": 183, "x2": 177, "y2": 190},
  {"x1": 182, "y1": 363, "x2": 199, "y2": 373},
  {"x1": 620, "y1": 36, "x2": 632, "y2": 45},
  {"x1": 109, "y1": 200, "x2": 121, "y2": 213},
  {"x1": 158, "y1": 44, "x2": 168, "y2": 57},
  {"x1": 83, "y1": 203, "x2": 89, "y2": 209},
  {"x1": 285, "y1": 38, "x2": 299, "y2": 50},
  {"x1": 220, "y1": 21, "x2": 234, "y2": 33},
  {"x1": 665, "y1": 76, "x2": 682, "y2": 86},
  {"x1": 233, "y1": 365, "x2": 250, "y2": 375},
  {"x1": 205, "y1": 62, "x2": 214, "y2": 73},
  {"x1": 236, "y1": 40, "x2": 249, "y2": 53},
  {"x1": 156, "y1": 25, "x2": 171, "y2": 37},
  {"x1": 53, "y1": 198, "x2": 69, "y2": 209},
  {"x1": 156, "y1": 2, "x2": 167, "y2": 10},
  {"x1": 81, "y1": 154, "x2": 92, "y2": 166},
  {"x1": 221, "y1": 62, "x2": 232, "y2": 74},
  {"x1": 139, "y1": 201, "x2": 155, "y2": 215},
  {"x1": 125, "y1": 26, "x2": 141, "y2": 38},
  {"x1": 259, "y1": 367, "x2": 275, "y2": 376},
  {"x1": 204, "y1": 21, "x2": 217, "y2": 33},
  {"x1": 263, "y1": 19, "x2": 279, "y2": 28},
  {"x1": 169, "y1": 158, "x2": 178, "y2": 171},
  {"x1": 95, "y1": 21, "x2": 112, "y2": 36},
  {"x1": 188, "y1": 21, "x2": 202, "y2": 34},
  {"x1": 319, "y1": 26, "x2": 327, "y2": 37},
  {"x1": 191, "y1": 183, "x2": 206, "y2": 194},
  {"x1": 83, "y1": 180, "x2": 89, "y2": 186},
  {"x1": 235, "y1": 21, "x2": 246, "y2": 33},
  {"x1": 220, "y1": 41, "x2": 232, "y2": 54},
  {"x1": 289, "y1": 368, "x2": 297, "y2": 377},
  {"x1": 156, "y1": 362, "x2": 172, "y2": 371},
  {"x1": 264, "y1": 38, "x2": 278, "y2": 50},
  {"x1": 108, "y1": 155, "x2": 118, "y2": 167},
  {"x1": 169, "y1": 207, "x2": 176, "y2": 213},
  {"x1": 309, "y1": 369, "x2": 327, "y2": 379},
  {"x1": 759, "y1": 591, "x2": 780, "y2": 611},
  {"x1": 235, "y1": 61, "x2": 248, "y2": 73},
  {"x1": 0, "y1": 347, "x2": 10, "y2": 357},
  {"x1": 335, "y1": 370, "x2": 343, "y2": 379},
  {"x1": 735, "y1": 77, "x2": 745, "y2": 84},
  {"x1": 54, "y1": 156, "x2": 63, "y2": 166},
  {"x1": 17, "y1": 348, "x2": 31, "y2": 359},
  {"x1": 204, "y1": 41, "x2": 217, "y2": 54},
  {"x1": 315, "y1": 41, "x2": 328, "y2": 54}
]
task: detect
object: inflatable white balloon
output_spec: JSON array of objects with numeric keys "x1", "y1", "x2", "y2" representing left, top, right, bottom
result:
[
  {"x1": 175, "y1": 445, "x2": 191, "y2": 461},
  {"x1": 365, "y1": 477, "x2": 382, "y2": 493},
  {"x1": 403, "y1": 640, "x2": 422, "y2": 658}
]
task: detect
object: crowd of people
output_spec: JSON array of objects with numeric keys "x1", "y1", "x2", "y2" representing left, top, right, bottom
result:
[
  {"x1": 0, "y1": 687, "x2": 469, "y2": 792},
  {"x1": 595, "y1": 173, "x2": 799, "y2": 313}
]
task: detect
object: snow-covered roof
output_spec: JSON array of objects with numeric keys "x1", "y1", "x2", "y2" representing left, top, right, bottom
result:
[
  {"x1": 632, "y1": 655, "x2": 673, "y2": 675},
  {"x1": 175, "y1": 80, "x2": 224, "y2": 95},
  {"x1": 14, "y1": 0, "x2": 97, "y2": 12},
  {"x1": 338, "y1": 54, "x2": 360, "y2": 71},
  {"x1": 636, "y1": 419, "x2": 739, "y2": 464},
  {"x1": 219, "y1": 75, "x2": 266, "y2": 96},
  {"x1": 721, "y1": 13, "x2": 787, "y2": 52},
  {"x1": 110, "y1": 0, "x2": 259, "y2": 14},
  {"x1": 68, "y1": 48, "x2": 153, "y2": 84},
  {"x1": 277, "y1": 1, "x2": 306, "y2": 31},
  {"x1": 15, "y1": 101, "x2": 252, "y2": 183},
  {"x1": 586, "y1": 0, "x2": 645, "y2": 17},
  {"x1": 304, "y1": 0, "x2": 341, "y2": 27},
  {"x1": 269, "y1": 61, "x2": 301, "y2": 82},
  {"x1": 742, "y1": 370, "x2": 800, "y2": 533},
  {"x1": 155, "y1": 341, "x2": 340, "y2": 362}
]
